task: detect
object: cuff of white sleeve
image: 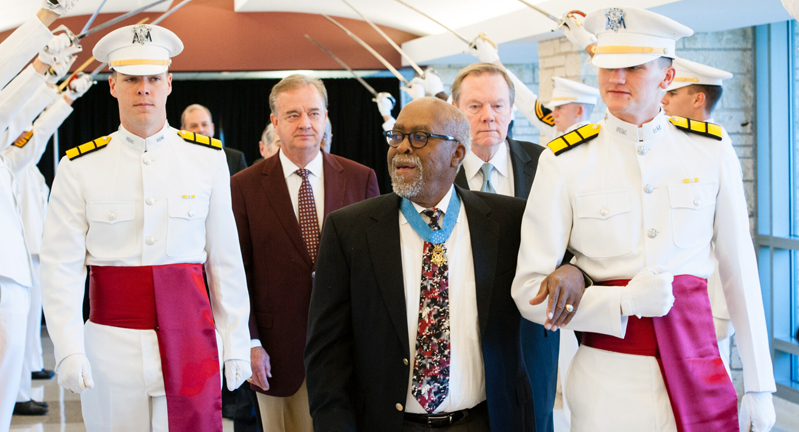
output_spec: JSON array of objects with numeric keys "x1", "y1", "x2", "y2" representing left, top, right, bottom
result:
[{"x1": 250, "y1": 339, "x2": 262, "y2": 348}]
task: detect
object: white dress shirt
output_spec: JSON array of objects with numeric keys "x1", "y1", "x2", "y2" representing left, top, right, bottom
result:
[
  {"x1": 41, "y1": 123, "x2": 251, "y2": 367},
  {"x1": 462, "y1": 140, "x2": 514, "y2": 197},
  {"x1": 512, "y1": 109, "x2": 775, "y2": 393},
  {"x1": 399, "y1": 187, "x2": 486, "y2": 414},
  {"x1": 279, "y1": 148, "x2": 325, "y2": 232}
]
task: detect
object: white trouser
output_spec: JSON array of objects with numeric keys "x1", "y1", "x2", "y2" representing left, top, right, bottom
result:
[
  {"x1": 82, "y1": 321, "x2": 168, "y2": 432},
  {"x1": 557, "y1": 329, "x2": 579, "y2": 428},
  {"x1": 0, "y1": 276, "x2": 30, "y2": 430},
  {"x1": 17, "y1": 255, "x2": 43, "y2": 402},
  {"x1": 567, "y1": 346, "x2": 677, "y2": 432}
]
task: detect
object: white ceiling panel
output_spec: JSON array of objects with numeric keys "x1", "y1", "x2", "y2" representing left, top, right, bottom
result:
[{"x1": 0, "y1": 0, "x2": 173, "y2": 33}]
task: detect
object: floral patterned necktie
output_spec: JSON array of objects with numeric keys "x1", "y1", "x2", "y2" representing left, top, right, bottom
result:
[{"x1": 411, "y1": 208, "x2": 450, "y2": 413}]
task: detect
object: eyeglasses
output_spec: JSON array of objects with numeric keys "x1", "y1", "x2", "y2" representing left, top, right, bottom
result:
[{"x1": 383, "y1": 130, "x2": 459, "y2": 149}]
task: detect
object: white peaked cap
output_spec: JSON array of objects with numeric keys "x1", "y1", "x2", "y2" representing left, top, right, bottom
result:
[
  {"x1": 548, "y1": 77, "x2": 600, "y2": 108},
  {"x1": 584, "y1": 7, "x2": 693, "y2": 69},
  {"x1": 666, "y1": 57, "x2": 733, "y2": 91},
  {"x1": 94, "y1": 24, "x2": 183, "y2": 76}
]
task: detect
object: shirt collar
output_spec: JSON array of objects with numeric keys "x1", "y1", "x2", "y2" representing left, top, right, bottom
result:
[
  {"x1": 279, "y1": 148, "x2": 324, "y2": 179},
  {"x1": 118, "y1": 122, "x2": 171, "y2": 153},
  {"x1": 603, "y1": 109, "x2": 668, "y2": 143},
  {"x1": 401, "y1": 186, "x2": 455, "y2": 226},
  {"x1": 462, "y1": 140, "x2": 510, "y2": 181}
]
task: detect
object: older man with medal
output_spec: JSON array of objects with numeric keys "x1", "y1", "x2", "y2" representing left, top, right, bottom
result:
[{"x1": 512, "y1": 7, "x2": 776, "y2": 432}]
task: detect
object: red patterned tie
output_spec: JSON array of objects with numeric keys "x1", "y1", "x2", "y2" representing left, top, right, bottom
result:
[
  {"x1": 295, "y1": 168, "x2": 320, "y2": 263},
  {"x1": 411, "y1": 208, "x2": 450, "y2": 413}
]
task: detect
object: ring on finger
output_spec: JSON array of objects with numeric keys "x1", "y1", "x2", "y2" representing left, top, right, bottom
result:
[{"x1": 565, "y1": 304, "x2": 574, "y2": 313}]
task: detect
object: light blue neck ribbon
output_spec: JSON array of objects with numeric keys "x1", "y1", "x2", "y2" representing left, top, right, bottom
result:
[{"x1": 399, "y1": 190, "x2": 461, "y2": 245}]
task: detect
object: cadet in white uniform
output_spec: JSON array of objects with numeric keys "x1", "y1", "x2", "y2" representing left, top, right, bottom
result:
[
  {"x1": 2, "y1": 75, "x2": 92, "y2": 416},
  {"x1": 40, "y1": 24, "x2": 252, "y2": 431},
  {"x1": 0, "y1": 1, "x2": 78, "y2": 428},
  {"x1": 660, "y1": 57, "x2": 737, "y2": 376},
  {"x1": 511, "y1": 8, "x2": 776, "y2": 432}
]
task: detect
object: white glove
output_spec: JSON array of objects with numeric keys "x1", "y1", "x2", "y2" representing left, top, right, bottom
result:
[
  {"x1": 43, "y1": 0, "x2": 78, "y2": 16},
  {"x1": 713, "y1": 317, "x2": 735, "y2": 341},
  {"x1": 39, "y1": 34, "x2": 80, "y2": 65},
  {"x1": 422, "y1": 70, "x2": 445, "y2": 96},
  {"x1": 224, "y1": 359, "x2": 252, "y2": 391},
  {"x1": 558, "y1": 14, "x2": 597, "y2": 50},
  {"x1": 67, "y1": 73, "x2": 93, "y2": 99},
  {"x1": 620, "y1": 266, "x2": 675, "y2": 318},
  {"x1": 374, "y1": 92, "x2": 395, "y2": 117},
  {"x1": 401, "y1": 77, "x2": 426, "y2": 101},
  {"x1": 44, "y1": 55, "x2": 75, "y2": 84},
  {"x1": 467, "y1": 36, "x2": 500, "y2": 63},
  {"x1": 739, "y1": 392, "x2": 776, "y2": 432},
  {"x1": 56, "y1": 353, "x2": 94, "y2": 394}
]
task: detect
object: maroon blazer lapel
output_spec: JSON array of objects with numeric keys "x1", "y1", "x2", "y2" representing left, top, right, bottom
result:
[
  {"x1": 260, "y1": 155, "x2": 313, "y2": 268},
  {"x1": 322, "y1": 151, "x2": 347, "y2": 223}
]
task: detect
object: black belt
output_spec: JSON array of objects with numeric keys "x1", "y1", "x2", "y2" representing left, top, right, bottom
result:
[{"x1": 404, "y1": 401, "x2": 486, "y2": 428}]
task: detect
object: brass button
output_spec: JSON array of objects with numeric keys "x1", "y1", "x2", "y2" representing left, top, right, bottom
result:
[
  {"x1": 395, "y1": 403, "x2": 403, "y2": 412},
  {"x1": 403, "y1": 358, "x2": 409, "y2": 366}
]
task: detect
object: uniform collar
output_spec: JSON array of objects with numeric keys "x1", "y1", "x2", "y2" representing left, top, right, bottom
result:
[
  {"x1": 462, "y1": 140, "x2": 510, "y2": 181},
  {"x1": 118, "y1": 122, "x2": 171, "y2": 153},
  {"x1": 603, "y1": 109, "x2": 668, "y2": 143}
]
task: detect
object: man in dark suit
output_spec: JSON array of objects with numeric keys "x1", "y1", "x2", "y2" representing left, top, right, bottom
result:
[
  {"x1": 305, "y1": 97, "x2": 584, "y2": 431},
  {"x1": 231, "y1": 74, "x2": 379, "y2": 432},
  {"x1": 181, "y1": 103, "x2": 248, "y2": 175},
  {"x1": 449, "y1": 63, "x2": 570, "y2": 432}
]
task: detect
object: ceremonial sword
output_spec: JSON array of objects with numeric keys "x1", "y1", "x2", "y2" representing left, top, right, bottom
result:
[
  {"x1": 515, "y1": 0, "x2": 586, "y2": 30},
  {"x1": 322, "y1": 15, "x2": 410, "y2": 85},
  {"x1": 305, "y1": 35, "x2": 378, "y2": 97},
  {"x1": 45, "y1": 0, "x2": 170, "y2": 51},
  {"x1": 80, "y1": 0, "x2": 109, "y2": 34},
  {"x1": 340, "y1": 0, "x2": 425, "y2": 78}
]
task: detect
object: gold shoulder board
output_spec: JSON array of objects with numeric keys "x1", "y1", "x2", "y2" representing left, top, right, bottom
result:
[
  {"x1": 547, "y1": 124, "x2": 601, "y2": 156},
  {"x1": 668, "y1": 116, "x2": 723, "y2": 141},
  {"x1": 65, "y1": 135, "x2": 112, "y2": 160},
  {"x1": 12, "y1": 130, "x2": 33, "y2": 148},
  {"x1": 535, "y1": 100, "x2": 555, "y2": 126},
  {"x1": 178, "y1": 130, "x2": 223, "y2": 150}
]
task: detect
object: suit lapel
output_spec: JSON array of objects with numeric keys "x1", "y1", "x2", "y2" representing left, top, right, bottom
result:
[
  {"x1": 322, "y1": 152, "x2": 346, "y2": 221},
  {"x1": 457, "y1": 186, "x2": 500, "y2": 335},
  {"x1": 454, "y1": 166, "x2": 470, "y2": 191},
  {"x1": 260, "y1": 156, "x2": 313, "y2": 268},
  {"x1": 366, "y1": 194, "x2": 410, "y2": 354},
  {"x1": 507, "y1": 138, "x2": 533, "y2": 199}
]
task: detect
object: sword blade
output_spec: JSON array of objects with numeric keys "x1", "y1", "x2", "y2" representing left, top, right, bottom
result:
[
  {"x1": 322, "y1": 14, "x2": 409, "y2": 85},
  {"x1": 78, "y1": 0, "x2": 169, "y2": 40},
  {"x1": 305, "y1": 35, "x2": 378, "y2": 97},
  {"x1": 152, "y1": 0, "x2": 192, "y2": 25},
  {"x1": 516, "y1": 0, "x2": 560, "y2": 23},
  {"x1": 340, "y1": 0, "x2": 425, "y2": 77},
  {"x1": 393, "y1": 0, "x2": 470, "y2": 45},
  {"x1": 80, "y1": 0, "x2": 109, "y2": 34}
]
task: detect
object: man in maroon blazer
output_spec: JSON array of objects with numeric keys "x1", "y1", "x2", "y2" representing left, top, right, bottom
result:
[{"x1": 231, "y1": 74, "x2": 380, "y2": 432}]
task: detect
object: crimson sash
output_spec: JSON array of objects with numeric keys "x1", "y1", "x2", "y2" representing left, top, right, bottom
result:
[
  {"x1": 89, "y1": 264, "x2": 223, "y2": 432},
  {"x1": 581, "y1": 275, "x2": 738, "y2": 432}
]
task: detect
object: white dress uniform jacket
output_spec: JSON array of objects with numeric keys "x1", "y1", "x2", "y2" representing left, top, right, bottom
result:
[
  {"x1": 41, "y1": 123, "x2": 251, "y2": 368},
  {"x1": 511, "y1": 110, "x2": 776, "y2": 397}
]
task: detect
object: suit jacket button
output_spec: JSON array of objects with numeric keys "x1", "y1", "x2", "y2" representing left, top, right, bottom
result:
[
  {"x1": 395, "y1": 403, "x2": 403, "y2": 412},
  {"x1": 403, "y1": 358, "x2": 409, "y2": 366},
  {"x1": 312, "y1": 271, "x2": 316, "y2": 278}
]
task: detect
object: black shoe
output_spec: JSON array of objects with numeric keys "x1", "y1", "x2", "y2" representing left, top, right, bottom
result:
[
  {"x1": 32, "y1": 400, "x2": 48, "y2": 408},
  {"x1": 31, "y1": 369, "x2": 54, "y2": 380},
  {"x1": 13, "y1": 400, "x2": 48, "y2": 416}
]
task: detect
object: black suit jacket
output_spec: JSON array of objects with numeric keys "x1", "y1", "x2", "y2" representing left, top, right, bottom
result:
[
  {"x1": 305, "y1": 187, "x2": 534, "y2": 432},
  {"x1": 455, "y1": 137, "x2": 544, "y2": 199},
  {"x1": 223, "y1": 147, "x2": 248, "y2": 175}
]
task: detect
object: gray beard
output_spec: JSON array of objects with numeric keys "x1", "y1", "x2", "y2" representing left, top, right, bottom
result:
[{"x1": 389, "y1": 154, "x2": 424, "y2": 200}]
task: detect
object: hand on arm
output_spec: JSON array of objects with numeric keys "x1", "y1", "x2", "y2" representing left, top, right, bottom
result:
[{"x1": 530, "y1": 264, "x2": 587, "y2": 330}]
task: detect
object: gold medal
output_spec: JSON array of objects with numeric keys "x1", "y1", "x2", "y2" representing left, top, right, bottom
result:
[{"x1": 431, "y1": 244, "x2": 447, "y2": 267}]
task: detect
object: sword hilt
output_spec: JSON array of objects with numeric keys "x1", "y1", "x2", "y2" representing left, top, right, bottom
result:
[{"x1": 44, "y1": 25, "x2": 79, "y2": 53}]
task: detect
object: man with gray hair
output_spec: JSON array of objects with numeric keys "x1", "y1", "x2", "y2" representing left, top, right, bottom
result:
[
  {"x1": 257, "y1": 123, "x2": 280, "y2": 162},
  {"x1": 231, "y1": 74, "x2": 379, "y2": 432},
  {"x1": 305, "y1": 97, "x2": 535, "y2": 431},
  {"x1": 181, "y1": 103, "x2": 248, "y2": 175},
  {"x1": 450, "y1": 61, "x2": 587, "y2": 432}
]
